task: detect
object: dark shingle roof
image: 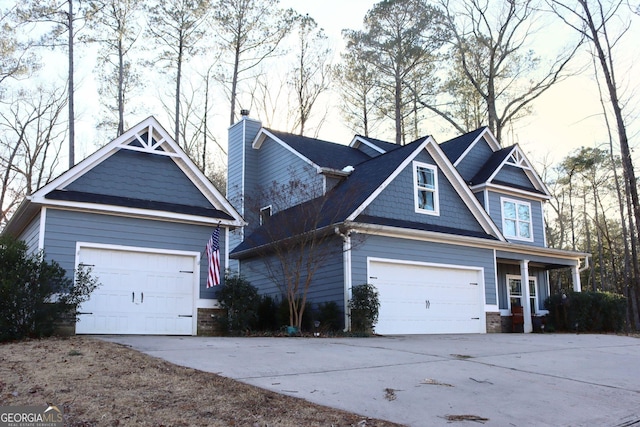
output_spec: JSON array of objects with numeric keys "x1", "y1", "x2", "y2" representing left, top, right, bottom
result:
[
  {"x1": 439, "y1": 127, "x2": 487, "y2": 163},
  {"x1": 355, "y1": 215, "x2": 498, "y2": 240},
  {"x1": 46, "y1": 190, "x2": 233, "y2": 219},
  {"x1": 354, "y1": 135, "x2": 400, "y2": 153},
  {"x1": 265, "y1": 129, "x2": 371, "y2": 170},
  {"x1": 469, "y1": 146, "x2": 513, "y2": 185},
  {"x1": 231, "y1": 139, "x2": 427, "y2": 257}
]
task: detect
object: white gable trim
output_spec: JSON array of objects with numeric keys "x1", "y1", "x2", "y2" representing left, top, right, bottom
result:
[
  {"x1": 348, "y1": 136, "x2": 387, "y2": 154},
  {"x1": 347, "y1": 139, "x2": 431, "y2": 221},
  {"x1": 345, "y1": 137, "x2": 505, "y2": 242},
  {"x1": 470, "y1": 182, "x2": 552, "y2": 201},
  {"x1": 252, "y1": 129, "x2": 323, "y2": 173},
  {"x1": 29, "y1": 117, "x2": 244, "y2": 226},
  {"x1": 453, "y1": 127, "x2": 501, "y2": 167},
  {"x1": 483, "y1": 145, "x2": 550, "y2": 197},
  {"x1": 425, "y1": 142, "x2": 506, "y2": 241}
]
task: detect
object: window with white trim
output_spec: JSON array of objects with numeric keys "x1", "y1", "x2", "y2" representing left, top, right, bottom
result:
[
  {"x1": 507, "y1": 275, "x2": 537, "y2": 314},
  {"x1": 501, "y1": 198, "x2": 532, "y2": 241},
  {"x1": 414, "y1": 162, "x2": 439, "y2": 215}
]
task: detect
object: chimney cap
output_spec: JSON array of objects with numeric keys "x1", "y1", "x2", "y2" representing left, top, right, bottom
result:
[{"x1": 240, "y1": 109, "x2": 250, "y2": 117}]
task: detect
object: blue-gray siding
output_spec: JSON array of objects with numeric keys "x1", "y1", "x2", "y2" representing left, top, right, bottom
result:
[
  {"x1": 351, "y1": 234, "x2": 497, "y2": 305},
  {"x1": 43, "y1": 209, "x2": 225, "y2": 298},
  {"x1": 487, "y1": 192, "x2": 546, "y2": 247},
  {"x1": 256, "y1": 137, "x2": 322, "y2": 210},
  {"x1": 67, "y1": 150, "x2": 211, "y2": 207},
  {"x1": 238, "y1": 237, "x2": 345, "y2": 314},
  {"x1": 456, "y1": 138, "x2": 494, "y2": 182},
  {"x1": 18, "y1": 212, "x2": 41, "y2": 254},
  {"x1": 494, "y1": 165, "x2": 536, "y2": 189},
  {"x1": 227, "y1": 118, "x2": 262, "y2": 272},
  {"x1": 364, "y1": 150, "x2": 486, "y2": 233},
  {"x1": 497, "y1": 263, "x2": 549, "y2": 311}
]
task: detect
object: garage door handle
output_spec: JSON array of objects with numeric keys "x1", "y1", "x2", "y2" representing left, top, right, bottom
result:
[
  {"x1": 178, "y1": 315, "x2": 192, "y2": 318},
  {"x1": 425, "y1": 300, "x2": 431, "y2": 309},
  {"x1": 132, "y1": 292, "x2": 134, "y2": 303}
]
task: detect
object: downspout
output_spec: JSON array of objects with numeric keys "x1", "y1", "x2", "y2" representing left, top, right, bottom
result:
[{"x1": 335, "y1": 227, "x2": 352, "y2": 332}]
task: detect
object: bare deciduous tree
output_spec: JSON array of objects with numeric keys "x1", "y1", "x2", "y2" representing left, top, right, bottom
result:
[
  {"x1": 212, "y1": 0, "x2": 294, "y2": 125},
  {"x1": 0, "y1": 86, "x2": 67, "y2": 227}
]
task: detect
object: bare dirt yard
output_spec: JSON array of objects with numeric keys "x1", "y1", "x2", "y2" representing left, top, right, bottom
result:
[{"x1": 0, "y1": 336, "x2": 402, "y2": 426}]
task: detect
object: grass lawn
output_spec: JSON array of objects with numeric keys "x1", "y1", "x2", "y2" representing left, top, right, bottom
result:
[{"x1": 0, "y1": 336, "x2": 403, "y2": 426}]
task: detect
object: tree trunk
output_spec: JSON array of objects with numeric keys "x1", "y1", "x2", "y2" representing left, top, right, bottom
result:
[
  {"x1": 117, "y1": 37, "x2": 125, "y2": 137},
  {"x1": 68, "y1": 0, "x2": 75, "y2": 168}
]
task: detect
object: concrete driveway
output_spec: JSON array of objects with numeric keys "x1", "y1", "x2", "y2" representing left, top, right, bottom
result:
[{"x1": 100, "y1": 333, "x2": 640, "y2": 427}]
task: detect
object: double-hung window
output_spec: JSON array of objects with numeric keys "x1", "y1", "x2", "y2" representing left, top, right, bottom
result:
[
  {"x1": 414, "y1": 162, "x2": 439, "y2": 215},
  {"x1": 501, "y1": 198, "x2": 532, "y2": 241},
  {"x1": 507, "y1": 275, "x2": 537, "y2": 314}
]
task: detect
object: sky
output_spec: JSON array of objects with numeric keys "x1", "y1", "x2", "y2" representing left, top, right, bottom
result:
[
  {"x1": 61, "y1": 0, "x2": 639, "y2": 171},
  {"x1": 276, "y1": 0, "x2": 640, "y2": 168}
]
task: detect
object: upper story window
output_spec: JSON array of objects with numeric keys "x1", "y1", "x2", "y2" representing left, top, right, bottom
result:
[
  {"x1": 413, "y1": 162, "x2": 439, "y2": 215},
  {"x1": 501, "y1": 197, "x2": 532, "y2": 241}
]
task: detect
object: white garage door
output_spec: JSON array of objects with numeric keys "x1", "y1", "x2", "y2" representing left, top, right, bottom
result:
[
  {"x1": 76, "y1": 246, "x2": 196, "y2": 335},
  {"x1": 369, "y1": 260, "x2": 485, "y2": 335}
]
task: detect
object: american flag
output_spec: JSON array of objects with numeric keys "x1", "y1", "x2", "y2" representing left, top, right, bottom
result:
[{"x1": 206, "y1": 225, "x2": 221, "y2": 287}]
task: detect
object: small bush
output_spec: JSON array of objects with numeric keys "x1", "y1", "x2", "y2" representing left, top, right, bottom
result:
[
  {"x1": 216, "y1": 274, "x2": 260, "y2": 335},
  {"x1": 276, "y1": 297, "x2": 313, "y2": 332},
  {"x1": 0, "y1": 235, "x2": 99, "y2": 342},
  {"x1": 545, "y1": 291, "x2": 627, "y2": 332},
  {"x1": 348, "y1": 283, "x2": 380, "y2": 334},
  {"x1": 254, "y1": 295, "x2": 279, "y2": 331},
  {"x1": 316, "y1": 301, "x2": 344, "y2": 333}
]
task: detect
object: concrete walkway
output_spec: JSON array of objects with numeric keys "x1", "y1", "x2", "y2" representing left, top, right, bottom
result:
[{"x1": 100, "y1": 333, "x2": 640, "y2": 427}]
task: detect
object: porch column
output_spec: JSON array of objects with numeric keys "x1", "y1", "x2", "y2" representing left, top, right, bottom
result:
[
  {"x1": 572, "y1": 264, "x2": 582, "y2": 292},
  {"x1": 520, "y1": 259, "x2": 533, "y2": 333}
]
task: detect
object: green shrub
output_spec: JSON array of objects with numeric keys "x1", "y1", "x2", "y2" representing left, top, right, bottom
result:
[
  {"x1": 348, "y1": 283, "x2": 380, "y2": 334},
  {"x1": 0, "y1": 235, "x2": 100, "y2": 342},
  {"x1": 276, "y1": 297, "x2": 313, "y2": 332},
  {"x1": 316, "y1": 301, "x2": 344, "y2": 333},
  {"x1": 254, "y1": 295, "x2": 279, "y2": 331},
  {"x1": 545, "y1": 291, "x2": 627, "y2": 332},
  {"x1": 216, "y1": 274, "x2": 260, "y2": 335}
]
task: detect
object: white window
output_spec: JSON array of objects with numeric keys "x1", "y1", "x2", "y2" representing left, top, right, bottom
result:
[
  {"x1": 507, "y1": 275, "x2": 537, "y2": 314},
  {"x1": 414, "y1": 162, "x2": 439, "y2": 215},
  {"x1": 501, "y1": 198, "x2": 532, "y2": 241}
]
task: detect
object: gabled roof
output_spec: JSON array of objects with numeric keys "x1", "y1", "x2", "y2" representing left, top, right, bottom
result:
[
  {"x1": 349, "y1": 135, "x2": 400, "y2": 155},
  {"x1": 470, "y1": 144, "x2": 551, "y2": 198},
  {"x1": 232, "y1": 135, "x2": 506, "y2": 257},
  {"x1": 440, "y1": 126, "x2": 500, "y2": 166},
  {"x1": 3, "y1": 117, "x2": 244, "y2": 237},
  {"x1": 254, "y1": 129, "x2": 371, "y2": 171}
]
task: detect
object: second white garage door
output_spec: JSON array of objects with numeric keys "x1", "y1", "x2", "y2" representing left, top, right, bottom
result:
[
  {"x1": 76, "y1": 245, "x2": 197, "y2": 335},
  {"x1": 369, "y1": 260, "x2": 485, "y2": 335}
]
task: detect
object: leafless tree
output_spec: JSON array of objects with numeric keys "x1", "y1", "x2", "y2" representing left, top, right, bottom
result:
[
  {"x1": 145, "y1": 0, "x2": 210, "y2": 146},
  {"x1": 211, "y1": 0, "x2": 294, "y2": 126},
  {"x1": 289, "y1": 15, "x2": 332, "y2": 136},
  {"x1": 428, "y1": 0, "x2": 582, "y2": 143},
  {"x1": 0, "y1": 86, "x2": 67, "y2": 227},
  {"x1": 549, "y1": 0, "x2": 640, "y2": 328}
]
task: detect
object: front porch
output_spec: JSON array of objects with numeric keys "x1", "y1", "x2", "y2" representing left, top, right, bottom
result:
[{"x1": 495, "y1": 248, "x2": 588, "y2": 333}]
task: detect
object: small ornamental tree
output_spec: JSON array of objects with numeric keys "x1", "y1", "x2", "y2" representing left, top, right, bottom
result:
[
  {"x1": 243, "y1": 172, "x2": 366, "y2": 331},
  {"x1": 0, "y1": 235, "x2": 100, "y2": 342},
  {"x1": 348, "y1": 283, "x2": 380, "y2": 334}
]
